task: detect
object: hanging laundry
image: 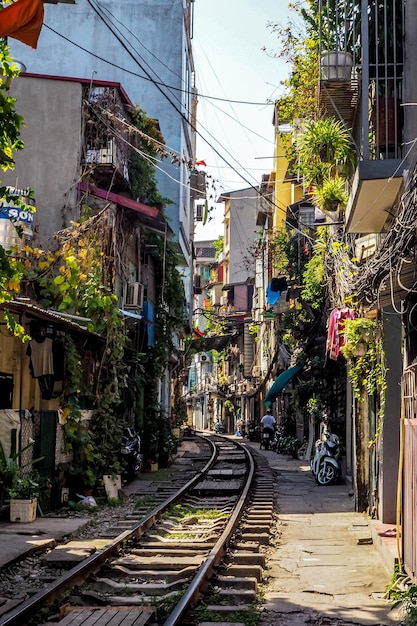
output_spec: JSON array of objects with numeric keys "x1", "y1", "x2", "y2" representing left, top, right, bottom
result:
[
  {"x1": 326, "y1": 307, "x2": 355, "y2": 360},
  {"x1": 266, "y1": 277, "x2": 288, "y2": 306},
  {"x1": 266, "y1": 283, "x2": 281, "y2": 306},
  {"x1": 28, "y1": 337, "x2": 54, "y2": 377},
  {"x1": 270, "y1": 277, "x2": 288, "y2": 292},
  {"x1": 27, "y1": 337, "x2": 55, "y2": 399}
]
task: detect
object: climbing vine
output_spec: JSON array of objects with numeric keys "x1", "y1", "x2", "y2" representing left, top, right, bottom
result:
[
  {"x1": 341, "y1": 318, "x2": 387, "y2": 437},
  {"x1": 22, "y1": 220, "x2": 127, "y2": 478},
  {"x1": 0, "y1": 41, "x2": 35, "y2": 341},
  {"x1": 129, "y1": 107, "x2": 170, "y2": 211}
]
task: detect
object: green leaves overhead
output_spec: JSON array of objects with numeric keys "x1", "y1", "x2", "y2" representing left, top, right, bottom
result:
[{"x1": 297, "y1": 117, "x2": 355, "y2": 186}]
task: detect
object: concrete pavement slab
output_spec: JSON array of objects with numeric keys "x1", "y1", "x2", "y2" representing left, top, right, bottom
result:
[
  {"x1": 0, "y1": 516, "x2": 91, "y2": 568},
  {"x1": 241, "y1": 439, "x2": 402, "y2": 625}
]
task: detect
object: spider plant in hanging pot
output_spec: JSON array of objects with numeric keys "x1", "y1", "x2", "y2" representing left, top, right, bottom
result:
[
  {"x1": 313, "y1": 175, "x2": 349, "y2": 213},
  {"x1": 341, "y1": 318, "x2": 376, "y2": 359}
]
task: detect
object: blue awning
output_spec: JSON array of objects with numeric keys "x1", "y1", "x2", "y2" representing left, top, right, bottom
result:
[{"x1": 264, "y1": 364, "x2": 302, "y2": 407}]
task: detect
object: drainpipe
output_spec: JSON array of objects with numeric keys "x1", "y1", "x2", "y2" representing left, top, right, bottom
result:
[{"x1": 18, "y1": 312, "x2": 26, "y2": 448}]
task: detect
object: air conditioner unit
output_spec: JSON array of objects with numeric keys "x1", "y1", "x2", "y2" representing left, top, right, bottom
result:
[{"x1": 125, "y1": 282, "x2": 144, "y2": 310}]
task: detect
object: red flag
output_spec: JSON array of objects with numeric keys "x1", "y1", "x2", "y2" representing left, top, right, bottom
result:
[
  {"x1": 0, "y1": 0, "x2": 44, "y2": 49},
  {"x1": 195, "y1": 160, "x2": 207, "y2": 167}
]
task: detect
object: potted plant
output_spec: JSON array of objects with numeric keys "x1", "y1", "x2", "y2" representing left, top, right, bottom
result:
[
  {"x1": 0, "y1": 441, "x2": 21, "y2": 506},
  {"x1": 0, "y1": 439, "x2": 44, "y2": 510},
  {"x1": 313, "y1": 175, "x2": 349, "y2": 212},
  {"x1": 8, "y1": 470, "x2": 50, "y2": 523},
  {"x1": 341, "y1": 317, "x2": 378, "y2": 360}
]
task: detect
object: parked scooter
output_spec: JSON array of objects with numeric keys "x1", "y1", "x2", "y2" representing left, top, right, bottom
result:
[
  {"x1": 247, "y1": 421, "x2": 257, "y2": 441},
  {"x1": 270, "y1": 428, "x2": 282, "y2": 452},
  {"x1": 121, "y1": 427, "x2": 143, "y2": 481},
  {"x1": 310, "y1": 431, "x2": 340, "y2": 485},
  {"x1": 260, "y1": 427, "x2": 274, "y2": 450},
  {"x1": 214, "y1": 421, "x2": 226, "y2": 434}
]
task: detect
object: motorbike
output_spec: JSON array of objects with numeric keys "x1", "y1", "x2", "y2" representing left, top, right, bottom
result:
[
  {"x1": 121, "y1": 427, "x2": 143, "y2": 481},
  {"x1": 247, "y1": 422, "x2": 261, "y2": 442},
  {"x1": 310, "y1": 431, "x2": 340, "y2": 485},
  {"x1": 270, "y1": 428, "x2": 282, "y2": 452},
  {"x1": 247, "y1": 421, "x2": 256, "y2": 441},
  {"x1": 260, "y1": 427, "x2": 274, "y2": 450},
  {"x1": 214, "y1": 421, "x2": 226, "y2": 434}
]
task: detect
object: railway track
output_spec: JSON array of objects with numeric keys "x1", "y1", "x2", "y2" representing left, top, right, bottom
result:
[{"x1": 0, "y1": 434, "x2": 275, "y2": 626}]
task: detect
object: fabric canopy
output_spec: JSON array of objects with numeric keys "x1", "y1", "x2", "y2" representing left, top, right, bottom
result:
[
  {"x1": 264, "y1": 364, "x2": 302, "y2": 407},
  {"x1": 0, "y1": 0, "x2": 44, "y2": 49},
  {"x1": 191, "y1": 334, "x2": 235, "y2": 353}
]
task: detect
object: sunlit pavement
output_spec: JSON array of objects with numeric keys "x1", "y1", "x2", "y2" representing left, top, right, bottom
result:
[{"x1": 239, "y1": 437, "x2": 402, "y2": 626}]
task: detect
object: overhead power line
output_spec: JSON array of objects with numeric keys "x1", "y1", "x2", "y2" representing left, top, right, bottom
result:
[
  {"x1": 45, "y1": 7, "x2": 310, "y2": 238},
  {"x1": 44, "y1": 25, "x2": 274, "y2": 107}
]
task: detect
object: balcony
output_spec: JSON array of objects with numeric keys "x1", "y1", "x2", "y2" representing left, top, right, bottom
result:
[
  {"x1": 345, "y1": 159, "x2": 403, "y2": 233},
  {"x1": 318, "y1": 51, "x2": 359, "y2": 130},
  {"x1": 83, "y1": 86, "x2": 131, "y2": 191}
]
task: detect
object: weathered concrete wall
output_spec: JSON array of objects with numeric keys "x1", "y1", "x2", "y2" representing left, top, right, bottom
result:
[
  {"x1": 9, "y1": 0, "x2": 194, "y2": 263},
  {"x1": 2, "y1": 77, "x2": 82, "y2": 242}
]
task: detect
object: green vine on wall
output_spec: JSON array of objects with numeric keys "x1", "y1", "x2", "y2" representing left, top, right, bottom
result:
[
  {"x1": 341, "y1": 318, "x2": 387, "y2": 443},
  {"x1": 23, "y1": 223, "x2": 127, "y2": 480}
]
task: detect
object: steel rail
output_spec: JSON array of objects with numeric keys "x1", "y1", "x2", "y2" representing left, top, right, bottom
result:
[
  {"x1": 0, "y1": 435, "x2": 217, "y2": 626},
  {"x1": 163, "y1": 438, "x2": 256, "y2": 626}
]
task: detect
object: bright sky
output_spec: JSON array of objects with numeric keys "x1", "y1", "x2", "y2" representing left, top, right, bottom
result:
[{"x1": 193, "y1": 0, "x2": 291, "y2": 239}]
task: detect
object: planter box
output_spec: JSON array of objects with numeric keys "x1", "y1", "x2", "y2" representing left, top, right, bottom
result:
[{"x1": 10, "y1": 498, "x2": 37, "y2": 523}]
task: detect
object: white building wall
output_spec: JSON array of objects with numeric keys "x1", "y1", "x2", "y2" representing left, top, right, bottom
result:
[{"x1": 225, "y1": 187, "x2": 258, "y2": 285}]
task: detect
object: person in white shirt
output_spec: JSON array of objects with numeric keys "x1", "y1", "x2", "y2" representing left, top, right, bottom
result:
[{"x1": 261, "y1": 408, "x2": 276, "y2": 434}]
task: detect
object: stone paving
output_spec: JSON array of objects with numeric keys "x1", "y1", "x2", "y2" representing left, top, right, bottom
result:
[{"x1": 243, "y1": 438, "x2": 403, "y2": 626}]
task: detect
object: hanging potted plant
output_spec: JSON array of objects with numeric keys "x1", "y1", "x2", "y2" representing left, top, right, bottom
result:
[
  {"x1": 313, "y1": 175, "x2": 349, "y2": 212},
  {"x1": 340, "y1": 318, "x2": 386, "y2": 418}
]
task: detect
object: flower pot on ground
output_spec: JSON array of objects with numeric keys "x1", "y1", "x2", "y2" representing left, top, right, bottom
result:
[
  {"x1": 8, "y1": 470, "x2": 50, "y2": 523},
  {"x1": 8, "y1": 471, "x2": 50, "y2": 500},
  {"x1": 9, "y1": 497, "x2": 37, "y2": 523},
  {"x1": 0, "y1": 440, "x2": 44, "y2": 500}
]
